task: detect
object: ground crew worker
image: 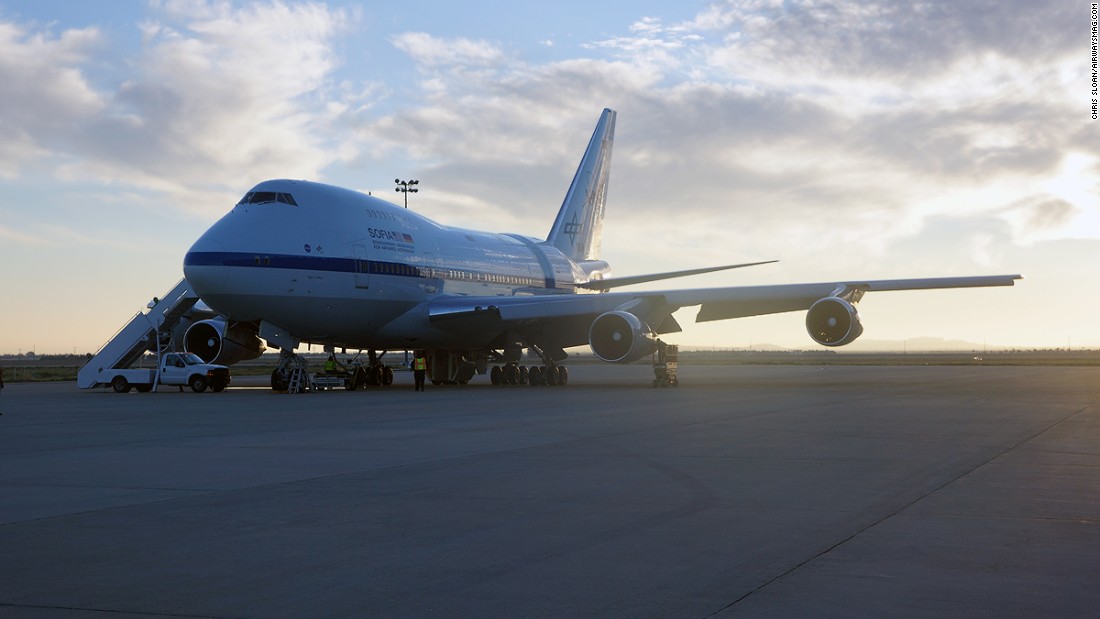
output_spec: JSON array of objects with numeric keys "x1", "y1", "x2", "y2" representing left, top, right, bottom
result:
[
  {"x1": 413, "y1": 351, "x2": 427, "y2": 392},
  {"x1": 324, "y1": 354, "x2": 343, "y2": 374}
]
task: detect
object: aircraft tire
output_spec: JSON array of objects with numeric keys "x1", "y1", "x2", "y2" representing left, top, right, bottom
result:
[
  {"x1": 271, "y1": 370, "x2": 288, "y2": 391},
  {"x1": 490, "y1": 366, "x2": 502, "y2": 385},
  {"x1": 557, "y1": 366, "x2": 568, "y2": 385},
  {"x1": 382, "y1": 366, "x2": 394, "y2": 386},
  {"x1": 519, "y1": 366, "x2": 529, "y2": 385},
  {"x1": 371, "y1": 366, "x2": 384, "y2": 386},
  {"x1": 528, "y1": 366, "x2": 541, "y2": 386}
]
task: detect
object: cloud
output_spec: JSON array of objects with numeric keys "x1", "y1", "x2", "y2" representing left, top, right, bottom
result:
[
  {"x1": 1023, "y1": 198, "x2": 1077, "y2": 230},
  {"x1": 701, "y1": 0, "x2": 1077, "y2": 86},
  {"x1": 1, "y1": 1, "x2": 359, "y2": 216},
  {"x1": 0, "y1": 222, "x2": 52, "y2": 247},
  {"x1": 0, "y1": 21, "x2": 104, "y2": 176},
  {"x1": 390, "y1": 32, "x2": 504, "y2": 67}
]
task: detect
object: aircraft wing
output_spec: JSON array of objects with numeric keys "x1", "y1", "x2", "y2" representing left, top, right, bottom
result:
[
  {"x1": 685, "y1": 275, "x2": 1022, "y2": 322},
  {"x1": 427, "y1": 274, "x2": 1022, "y2": 349}
]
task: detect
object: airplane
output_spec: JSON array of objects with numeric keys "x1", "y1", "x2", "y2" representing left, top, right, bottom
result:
[{"x1": 180, "y1": 108, "x2": 1021, "y2": 389}]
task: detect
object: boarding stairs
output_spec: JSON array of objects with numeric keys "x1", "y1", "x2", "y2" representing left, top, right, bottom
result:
[{"x1": 77, "y1": 279, "x2": 201, "y2": 389}]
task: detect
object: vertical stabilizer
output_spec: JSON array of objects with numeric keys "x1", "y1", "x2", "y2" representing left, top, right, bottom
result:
[{"x1": 545, "y1": 108, "x2": 616, "y2": 262}]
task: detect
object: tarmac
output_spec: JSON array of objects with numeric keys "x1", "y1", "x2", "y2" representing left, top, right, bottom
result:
[{"x1": 0, "y1": 364, "x2": 1097, "y2": 618}]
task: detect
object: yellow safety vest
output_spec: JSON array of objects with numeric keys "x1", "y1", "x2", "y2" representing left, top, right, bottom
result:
[
  {"x1": 325, "y1": 359, "x2": 337, "y2": 372},
  {"x1": 413, "y1": 357, "x2": 427, "y2": 371}
]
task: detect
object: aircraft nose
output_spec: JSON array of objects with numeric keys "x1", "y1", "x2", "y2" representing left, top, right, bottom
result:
[{"x1": 183, "y1": 231, "x2": 229, "y2": 295}]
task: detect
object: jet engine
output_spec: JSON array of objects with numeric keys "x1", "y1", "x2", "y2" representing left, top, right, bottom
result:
[
  {"x1": 184, "y1": 319, "x2": 264, "y2": 365},
  {"x1": 805, "y1": 297, "x2": 864, "y2": 347},
  {"x1": 589, "y1": 310, "x2": 658, "y2": 363}
]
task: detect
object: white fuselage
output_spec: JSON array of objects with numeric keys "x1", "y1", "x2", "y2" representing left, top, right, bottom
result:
[{"x1": 183, "y1": 179, "x2": 601, "y2": 350}]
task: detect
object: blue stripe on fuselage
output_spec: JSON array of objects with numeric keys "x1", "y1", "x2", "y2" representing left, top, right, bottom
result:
[
  {"x1": 183, "y1": 251, "x2": 564, "y2": 290},
  {"x1": 185, "y1": 251, "x2": 361, "y2": 273}
]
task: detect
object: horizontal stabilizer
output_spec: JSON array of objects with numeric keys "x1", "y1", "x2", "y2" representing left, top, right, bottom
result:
[{"x1": 576, "y1": 260, "x2": 778, "y2": 291}]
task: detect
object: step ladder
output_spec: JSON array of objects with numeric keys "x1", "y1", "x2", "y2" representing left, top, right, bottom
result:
[
  {"x1": 286, "y1": 367, "x2": 308, "y2": 394},
  {"x1": 77, "y1": 279, "x2": 201, "y2": 389}
]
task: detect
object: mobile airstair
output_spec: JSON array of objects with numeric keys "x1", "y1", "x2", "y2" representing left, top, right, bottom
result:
[{"x1": 77, "y1": 279, "x2": 201, "y2": 389}]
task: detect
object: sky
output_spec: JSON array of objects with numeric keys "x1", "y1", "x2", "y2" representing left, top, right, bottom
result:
[{"x1": 0, "y1": 0, "x2": 1096, "y2": 355}]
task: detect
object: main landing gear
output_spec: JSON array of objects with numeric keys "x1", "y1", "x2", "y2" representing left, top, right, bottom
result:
[
  {"x1": 488, "y1": 361, "x2": 569, "y2": 387},
  {"x1": 487, "y1": 340, "x2": 570, "y2": 387},
  {"x1": 353, "y1": 350, "x2": 395, "y2": 388}
]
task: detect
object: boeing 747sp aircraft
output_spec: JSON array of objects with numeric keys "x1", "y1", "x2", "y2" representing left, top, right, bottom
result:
[{"x1": 180, "y1": 108, "x2": 1020, "y2": 389}]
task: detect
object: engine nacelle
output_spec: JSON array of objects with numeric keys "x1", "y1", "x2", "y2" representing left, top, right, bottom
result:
[
  {"x1": 806, "y1": 297, "x2": 864, "y2": 347},
  {"x1": 589, "y1": 310, "x2": 658, "y2": 363},
  {"x1": 184, "y1": 319, "x2": 264, "y2": 365}
]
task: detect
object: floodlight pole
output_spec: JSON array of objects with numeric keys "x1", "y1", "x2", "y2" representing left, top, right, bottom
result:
[{"x1": 395, "y1": 179, "x2": 419, "y2": 209}]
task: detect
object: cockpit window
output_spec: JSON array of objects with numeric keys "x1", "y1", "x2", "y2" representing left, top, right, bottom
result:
[{"x1": 237, "y1": 191, "x2": 298, "y2": 206}]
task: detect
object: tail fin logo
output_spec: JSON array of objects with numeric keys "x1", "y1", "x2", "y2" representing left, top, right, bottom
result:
[{"x1": 564, "y1": 216, "x2": 582, "y2": 247}]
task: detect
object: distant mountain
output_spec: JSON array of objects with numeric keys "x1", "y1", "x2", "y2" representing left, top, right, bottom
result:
[{"x1": 844, "y1": 337, "x2": 998, "y2": 352}]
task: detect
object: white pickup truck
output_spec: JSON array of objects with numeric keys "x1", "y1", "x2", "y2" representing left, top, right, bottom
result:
[{"x1": 97, "y1": 352, "x2": 231, "y2": 393}]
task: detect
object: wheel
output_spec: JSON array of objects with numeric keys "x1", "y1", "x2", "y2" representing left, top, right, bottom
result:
[
  {"x1": 271, "y1": 369, "x2": 288, "y2": 391},
  {"x1": 111, "y1": 376, "x2": 131, "y2": 393},
  {"x1": 345, "y1": 378, "x2": 357, "y2": 391},
  {"x1": 211, "y1": 383, "x2": 226, "y2": 393},
  {"x1": 382, "y1": 366, "x2": 394, "y2": 386},
  {"x1": 519, "y1": 366, "x2": 529, "y2": 385},
  {"x1": 490, "y1": 365, "x2": 502, "y2": 385},
  {"x1": 135, "y1": 384, "x2": 153, "y2": 393},
  {"x1": 189, "y1": 375, "x2": 208, "y2": 393},
  {"x1": 545, "y1": 366, "x2": 557, "y2": 386},
  {"x1": 505, "y1": 364, "x2": 519, "y2": 385},
  {"x1": 528, "y1": 366, "x2": 541, "y2": 386},
  {"x1": 557, "y1": 366, "x2": 568, "y2": 386}
]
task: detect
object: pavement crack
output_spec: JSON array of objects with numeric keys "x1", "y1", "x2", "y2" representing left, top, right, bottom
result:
[{"x1": 705, "y1": 404, "x2": 1095, "y2": 617}]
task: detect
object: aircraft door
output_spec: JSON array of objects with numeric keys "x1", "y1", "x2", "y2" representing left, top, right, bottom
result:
[{"x1": 354, "y1": 244, "x2": 370, "y2": 289}]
